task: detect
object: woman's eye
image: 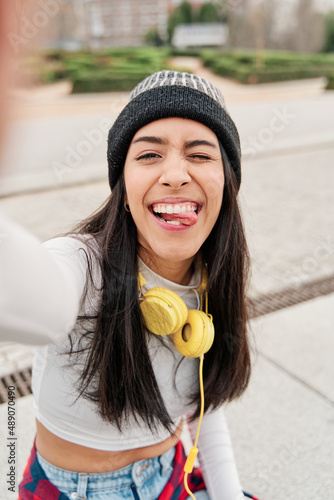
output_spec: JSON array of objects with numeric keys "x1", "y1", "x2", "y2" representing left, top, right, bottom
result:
[
  {"x1": 189, "y1": 154, "x2": 212, "y2": 161},
  {"x1": 136, "y1": 153, "x2": 160, "y2": 161}
]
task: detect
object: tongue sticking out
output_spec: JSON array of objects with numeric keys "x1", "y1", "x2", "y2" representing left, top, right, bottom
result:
[{"x1": 161, "y1": 211, "x2": 198, "y2": 226}]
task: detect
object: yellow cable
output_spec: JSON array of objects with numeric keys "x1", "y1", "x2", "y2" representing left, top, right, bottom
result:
[
  {"x1": 184, "y1": 471, "x2": 195, "y2": 499},
  {"x1": 183, "y1": 354, "x2": 205, "y2": 499},
  {"x1": 195, "y1": 355, "x2": 205, "y2": 448}
]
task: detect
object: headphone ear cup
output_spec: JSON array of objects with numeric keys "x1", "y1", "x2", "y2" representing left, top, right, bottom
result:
[
  {"x1": 200, "y1": 313, "x2": 214, "y2": 354},
  {"x1": 140, "y1": 287, "x2": 188, "y2": 335},
  {"x1": 172, "y1": 310, "x2": 215, "y2": 358}
]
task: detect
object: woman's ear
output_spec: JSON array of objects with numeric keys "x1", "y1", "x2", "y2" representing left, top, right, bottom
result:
[{"x1": 124, "y1": 193, "x2": 130, "y2": 213}]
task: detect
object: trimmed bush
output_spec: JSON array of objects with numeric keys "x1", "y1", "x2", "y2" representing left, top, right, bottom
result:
[
  {"x1": 38, "y1": 47, "x2": 172, "y2": 93},
  {"x1": 72, "y1": 73, "x2": 151, "y2": 93},
  {"x1": 200, "y1": 49, "x2": 334, "y2": 85},
  {"x1": 326, "y1": 73, "x2": 334, "y2": 90},
  {"x1": 169, "y1": 48, "x2": 202, "y2": 57}
]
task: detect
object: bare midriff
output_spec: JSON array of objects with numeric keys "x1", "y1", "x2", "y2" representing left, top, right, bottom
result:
[{"x1": 35, "y1": 418, "x2": 183, "y2": 473}]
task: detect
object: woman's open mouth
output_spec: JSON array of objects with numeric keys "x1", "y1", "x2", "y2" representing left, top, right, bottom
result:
[{"x1": 150, "y1": 202, "x2": 200, "y2": 227}]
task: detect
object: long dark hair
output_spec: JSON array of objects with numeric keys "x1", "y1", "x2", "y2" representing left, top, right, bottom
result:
[{"x1": 68, "y1": 146, "x2": 251, "y2": 432}]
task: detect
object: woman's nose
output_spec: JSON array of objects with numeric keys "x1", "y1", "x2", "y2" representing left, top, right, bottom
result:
[{"x1": 159, "y1": 157, "x2": 191, "y2": 189}]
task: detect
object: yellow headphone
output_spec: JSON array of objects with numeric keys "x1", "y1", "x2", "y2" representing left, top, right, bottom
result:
[{"x1": 138, "y1": 266, "x2": 214, "y2": 358}]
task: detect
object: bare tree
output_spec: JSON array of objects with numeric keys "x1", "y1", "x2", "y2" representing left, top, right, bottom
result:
[
  {"x1": 219, "y1": 0, "x2": 325, "y2": 52},
  {"x1": 225, "y1": 0, "x2": 279, "y2": 50},
  {"x1": 282, "y1": 0, "x2": 325, "y2": 52}
]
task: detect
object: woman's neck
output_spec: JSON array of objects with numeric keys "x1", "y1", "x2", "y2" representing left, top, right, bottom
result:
[{"x1": 138, "y1": 251, "x2": 194, "y2": 286}]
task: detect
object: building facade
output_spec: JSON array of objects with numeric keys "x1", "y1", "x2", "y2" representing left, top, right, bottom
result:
[
  {"x1": 52, "y1": 0, "x2": 170, "y2": 49},
  {"x1": 89, "y1": 0, "x2": 169, "y2": 47}
]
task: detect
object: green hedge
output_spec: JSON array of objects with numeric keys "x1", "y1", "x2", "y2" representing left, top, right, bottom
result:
[
  {"x1": 327, "y1": 73, "x2": 334, "y2": 90},
  {"x1": 39, "y1": 47, "x2": 172, "y2": 93},
  {"x1": 72, "y1": 72, "x2": 153, "y2": 93},
  {"x1": 200, "y1": 49, "x2": 334, "y2": 85},
  {"x1": 39, "y1": 47, "x2": 334, "y2": 92},
  {"x1": 169, "y1": 48, "x2": 202, "y2": 57}
]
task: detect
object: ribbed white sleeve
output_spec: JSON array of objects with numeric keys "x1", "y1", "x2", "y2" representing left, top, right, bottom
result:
[
  {"x1": 0, "y1": 212, "x2": 87, "y2": 345},
  {"x1": 187, "y1": 407, "x2": 244, "y2": 500}
]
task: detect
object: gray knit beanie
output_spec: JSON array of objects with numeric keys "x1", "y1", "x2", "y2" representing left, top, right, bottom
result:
[{"x1": 107, "y1": 70, "x2": 241, "y2": 190}]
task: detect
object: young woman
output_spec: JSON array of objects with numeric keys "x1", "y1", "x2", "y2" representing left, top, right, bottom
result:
[{"x1": 0, "y1": 71, "x2": 256, "y2": 500}]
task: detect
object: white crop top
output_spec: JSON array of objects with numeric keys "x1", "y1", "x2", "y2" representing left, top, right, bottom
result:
[
  {"x1": 0, "y1": 212, "x2": 244, "y2": 500},
  {"x1": 33, "y1": 236, "x2": 202, "y2": 451}
]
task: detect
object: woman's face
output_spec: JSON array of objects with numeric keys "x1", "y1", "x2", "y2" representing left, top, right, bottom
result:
[{"x1": 123, "y1": 117, "x2": 224, "y2": 272}]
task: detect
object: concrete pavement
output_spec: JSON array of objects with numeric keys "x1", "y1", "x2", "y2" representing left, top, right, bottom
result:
[{"x1": 0, "y1": 67, "x2": 333, "y2": 499}]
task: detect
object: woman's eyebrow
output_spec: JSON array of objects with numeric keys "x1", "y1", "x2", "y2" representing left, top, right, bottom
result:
[
  {"x1": 132, "y1": 136, "x2": 168, "y2": 145},
  {"x1": 184, "y1": 140, "x2": 217, "y2": 149}
]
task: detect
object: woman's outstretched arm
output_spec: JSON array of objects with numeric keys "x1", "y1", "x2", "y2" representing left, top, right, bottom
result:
[{"x1": 0, "y1": 212, "x2": 87, "y2": 345}]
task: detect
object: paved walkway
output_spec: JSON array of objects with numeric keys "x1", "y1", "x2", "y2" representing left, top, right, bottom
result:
[{"x1": 0, "y1": 64, "x2": 333, "y2": 499}]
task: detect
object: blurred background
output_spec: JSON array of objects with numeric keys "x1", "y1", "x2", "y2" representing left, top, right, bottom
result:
[{"x1": 0, "y1": 1, "x2": 334, "y2": 499}]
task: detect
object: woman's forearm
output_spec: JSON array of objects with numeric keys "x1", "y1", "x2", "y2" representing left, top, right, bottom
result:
[
  {"x1": 187, "y1": 407, "x2": 244, "y2": 500},
  {"x1": 0, "y1": 212, "x2": 85, "y2": 345}
]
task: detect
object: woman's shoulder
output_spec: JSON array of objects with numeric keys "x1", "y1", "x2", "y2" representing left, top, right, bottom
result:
[
  {"x1": 43, "y1": 234, "x2": 103, "y2": 313},
  {"x1": 43, "y1": 233, "x2": 97, "y2": 248},
  {"x1": 42, "y1": 233, "x2": 102, "y2": 283},
  {"x1": 42, "y1": 233, "x2": 100, "y2": 258}
]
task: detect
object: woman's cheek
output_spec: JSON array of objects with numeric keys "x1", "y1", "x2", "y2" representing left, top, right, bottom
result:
[{"x1": 206, "y1": 176, "x2": 224, "y2": 204}]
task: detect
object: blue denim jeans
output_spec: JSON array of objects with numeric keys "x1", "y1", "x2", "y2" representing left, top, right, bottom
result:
[{"x1": 36, "y1": 447, "x2": 210, "y2": 500}]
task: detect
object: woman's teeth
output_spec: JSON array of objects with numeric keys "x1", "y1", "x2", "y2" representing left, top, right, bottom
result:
[
  {"x1": 152, "y1": 203, "x2": 197, "y2": 214},
  {"x1": 165, "y1": 220, "x2": 182, "y2": 225},
  {"x1": 151, "y1": 202, "x2": 199, "y2": 227}
]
